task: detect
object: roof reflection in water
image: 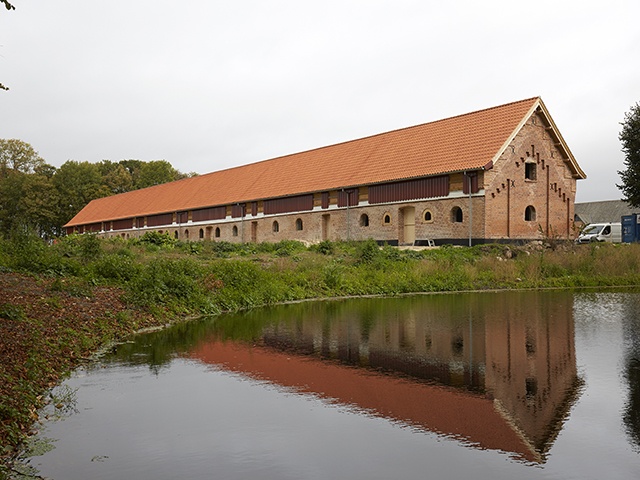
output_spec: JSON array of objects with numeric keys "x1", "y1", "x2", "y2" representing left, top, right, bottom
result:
[{"x1": 189, "y1": 292, "x2": 582, "y2": 463}]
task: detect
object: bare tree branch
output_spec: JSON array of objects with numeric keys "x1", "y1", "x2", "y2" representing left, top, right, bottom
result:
[{"x1": 1, "y1": 0, "x2": 15, "y2": 91}]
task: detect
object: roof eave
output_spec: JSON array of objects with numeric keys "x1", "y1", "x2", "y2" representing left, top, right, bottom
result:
[{"x1": 536, "y1": 99, "x2": 587, "y2": 180}]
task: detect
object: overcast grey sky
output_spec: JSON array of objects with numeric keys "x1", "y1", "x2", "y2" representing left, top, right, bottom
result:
[{"x1": 1, "y1": 1, "x2": 638, "y2": 202}]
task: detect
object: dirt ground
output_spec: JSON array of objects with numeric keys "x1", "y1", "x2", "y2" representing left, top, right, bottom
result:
[{"x1": 0, "y1": 272, "x2": 164, "y2": 455}]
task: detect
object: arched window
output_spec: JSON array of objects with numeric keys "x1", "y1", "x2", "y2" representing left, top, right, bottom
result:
[
  {"x1": 184, "y1": 229, "x2": 189, "y2": 239},
  {"x1": 451, "y1": 336, "x2": 464, "y2": 357},
  {"x1": 451, "y1": 207, "x2": 463, "y2": 223},
  {"x1": 383, "y1": 213, "x2": 391, "y2": 224},
  {"x1": 272, "y1": 221, "x2": 279, "y2": 233},
  {"x1": 295, "y1": 218, "x2": 303, "y2": 231},
  {"x1": 423, "y1": 209, "x2": 433, "y2": 222},
  {"x1": 232, "y1": 225, "x2": 238, "y2": 237},
  {"x1": 215, "y1": 227, "x2": 220, "y2": 238},
  {"x1": 199, "y1": 228, "x2": 204, "y2": 239},
  {"x1": 525, "y1": 205, "x2": 536, "y2": 221},
  {"x1": 174, "y1": 230, "x2": 179, "y2": 239},
  {"x1": 360, "y1": 213, "x2": 369, "y2": 227}
]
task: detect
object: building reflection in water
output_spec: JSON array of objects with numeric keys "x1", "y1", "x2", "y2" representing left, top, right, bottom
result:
[{"x1": 191, "y1": 291, "x2": 582, "y2": 463}]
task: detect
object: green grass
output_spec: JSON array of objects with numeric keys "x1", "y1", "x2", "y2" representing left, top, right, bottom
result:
[{"x1": 3, "y1": 235, "x2": 640, "y2": 317}]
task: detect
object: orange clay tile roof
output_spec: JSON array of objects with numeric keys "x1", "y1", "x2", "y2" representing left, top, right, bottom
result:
[{"x1": 65, "y1": 97, "x2": 583, "y2": 227}]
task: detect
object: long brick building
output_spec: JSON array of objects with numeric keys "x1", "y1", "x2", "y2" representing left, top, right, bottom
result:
[{"x1": 65, "y1": 97, "x2": 586, "y2": 245}]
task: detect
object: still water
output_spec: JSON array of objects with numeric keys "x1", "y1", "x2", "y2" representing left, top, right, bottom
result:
[{"x1": 26, "y1": 291, "x2": 640, "y2": 479}]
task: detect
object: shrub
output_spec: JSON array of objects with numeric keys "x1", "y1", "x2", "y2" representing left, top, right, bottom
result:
[
  {"x1": 136, "y1": 231, "x2": 177, "y2": 248},
  {"x1": 274, "y1": 240, "x2": 306, "y2": 257},
  {"x1": 124, "y1": 257, "x2": 206, "y2": 309},
  {"x1": 322, "y1": 261, "x2": 344, "y2": 291},
  {"x1": 314, "y1": 240, "x2": 334, "y2": 255},
  {"x1": 52, "y1": 234, "x2": 102, "y2": 262},
  {"x1": 78, "y1": 234, "x2": 102, "y2": 260},
  {"x1": 0, "y1": 232, "x2": 82, "y2": 276},
  {"x1": 381, "y1": 243, "x2": 404, "y2": 262},
  {"x1": 4, "y1": 232, "x2": 48, "y2": 272},
  {"x1": 206, "y1": 241, "x2": 237, "y2": 258},
  {"x1": 356, "y1": 238, "x2": 381, "y2": 264},
  {"x1": 206, "y1": 260, "x2": 291, "y2": 310},
  {"x1": 178, "y1": 241, "x2": 203, "y2": 255},
  {"x1": 92, "y1": 254, "x2": 139, "y2": 282}
]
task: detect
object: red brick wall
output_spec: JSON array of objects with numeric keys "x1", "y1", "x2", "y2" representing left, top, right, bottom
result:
[{"x1": 484, "y1": 112, "x2": 577, "y2": 240}]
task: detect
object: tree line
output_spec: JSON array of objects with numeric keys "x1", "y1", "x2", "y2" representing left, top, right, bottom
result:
[{"x1": 0, "y1": 139, "x2": 195, "y2": 239}]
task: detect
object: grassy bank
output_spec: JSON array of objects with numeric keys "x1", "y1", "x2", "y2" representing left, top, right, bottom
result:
[{"x1": 1, "y1": 232, "x2": 640, "y2": 474}]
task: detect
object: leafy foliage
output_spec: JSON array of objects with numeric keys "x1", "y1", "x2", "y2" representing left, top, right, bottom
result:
[
  {"x1": 274, "y1": 240, "x2": 306, "y2": 257},
  {"x1": 135, "y1": 231, "x2": 177, "y2": 248},
  {"x1": 0, "y1": 139, "x2": 45, "y2": 177},
  {"x1": 617, "y1": 102, "x2": 640, "y2": 207},
  {"x1": 313, "y1": 240, "x2": 334, "y2": 255},
  {"x1": 355, "y1": 238, "x2": 381, "y2": 264}
]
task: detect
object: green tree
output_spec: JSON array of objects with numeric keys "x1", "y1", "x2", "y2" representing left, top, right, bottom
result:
[
  {"x1": 617, "y1": 103, "x2": 640, "y2": 207},
  {"x1": 53, "y1": 160, "x2": 109, "y2": 227},
  {"x1": 0, "y1": 163, "x2": 60, "y2": 238},
  {"x1": 119, "y1": 159, "x2": 144, "y2": 184},
  {"x1": 22, "y1": 171, "x2": 61, "y2": 238},
  {"x1": 0, "y1": 170, "x2": 28, "y2": 233},
  {"x1": 0, "y1": 139, "x2": 45, "y2": 178},
  {"x1": 136, "y1": 160, "x2": 188, "y2": 189},
  {"x1": 99, "y1": 160, "x2": 134, "y2": 194},
  {"x1": 0, "y1": 140, "x2": 57, "y2": 237}
]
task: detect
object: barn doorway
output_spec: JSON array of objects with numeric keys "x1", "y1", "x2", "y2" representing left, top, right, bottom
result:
[
  {"x1": 251, "y1": 221, "x2": 258, "y2": 243},
  {"x1": 400, "y1": 206, "x2": 415, "y2": 245},
  {"x1": 322, "y1": 214, "x2": 330, "y2": 241}
]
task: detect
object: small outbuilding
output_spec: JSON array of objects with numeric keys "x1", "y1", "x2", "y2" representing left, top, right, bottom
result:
[{"x1": 574, "y1": 200, "x2": 634, "y2": 228}]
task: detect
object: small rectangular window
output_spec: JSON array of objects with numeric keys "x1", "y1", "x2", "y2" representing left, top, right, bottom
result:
[
  {"x1": 525, "y1": 162, "x2": 537, "y2": 181},
  {"x1": 321, "y1": 192, "x2": 329, "y2": 209}
]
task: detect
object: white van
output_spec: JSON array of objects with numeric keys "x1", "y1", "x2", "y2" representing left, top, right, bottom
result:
[{"x1": 576, "y1": 222, "x2": 622, "y2": 243}]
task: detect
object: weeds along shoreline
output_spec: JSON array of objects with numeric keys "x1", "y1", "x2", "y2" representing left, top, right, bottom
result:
[{"x1": 2, "y1": 231, "x2": 640, "y2": 474}]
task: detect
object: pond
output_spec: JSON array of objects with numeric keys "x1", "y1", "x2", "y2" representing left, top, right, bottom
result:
[{"x1": 24, "y1": 290, "x2": 640, "y2": 479}]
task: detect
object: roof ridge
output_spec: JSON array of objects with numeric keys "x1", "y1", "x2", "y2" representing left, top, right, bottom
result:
[{"x1": 193, "y1": 97, "x2": 542, "y2": 176}]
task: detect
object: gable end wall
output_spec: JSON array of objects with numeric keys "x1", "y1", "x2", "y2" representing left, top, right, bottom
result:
[{"x1": 484, "y1": 112, "x2": 577, "y2": 240}]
